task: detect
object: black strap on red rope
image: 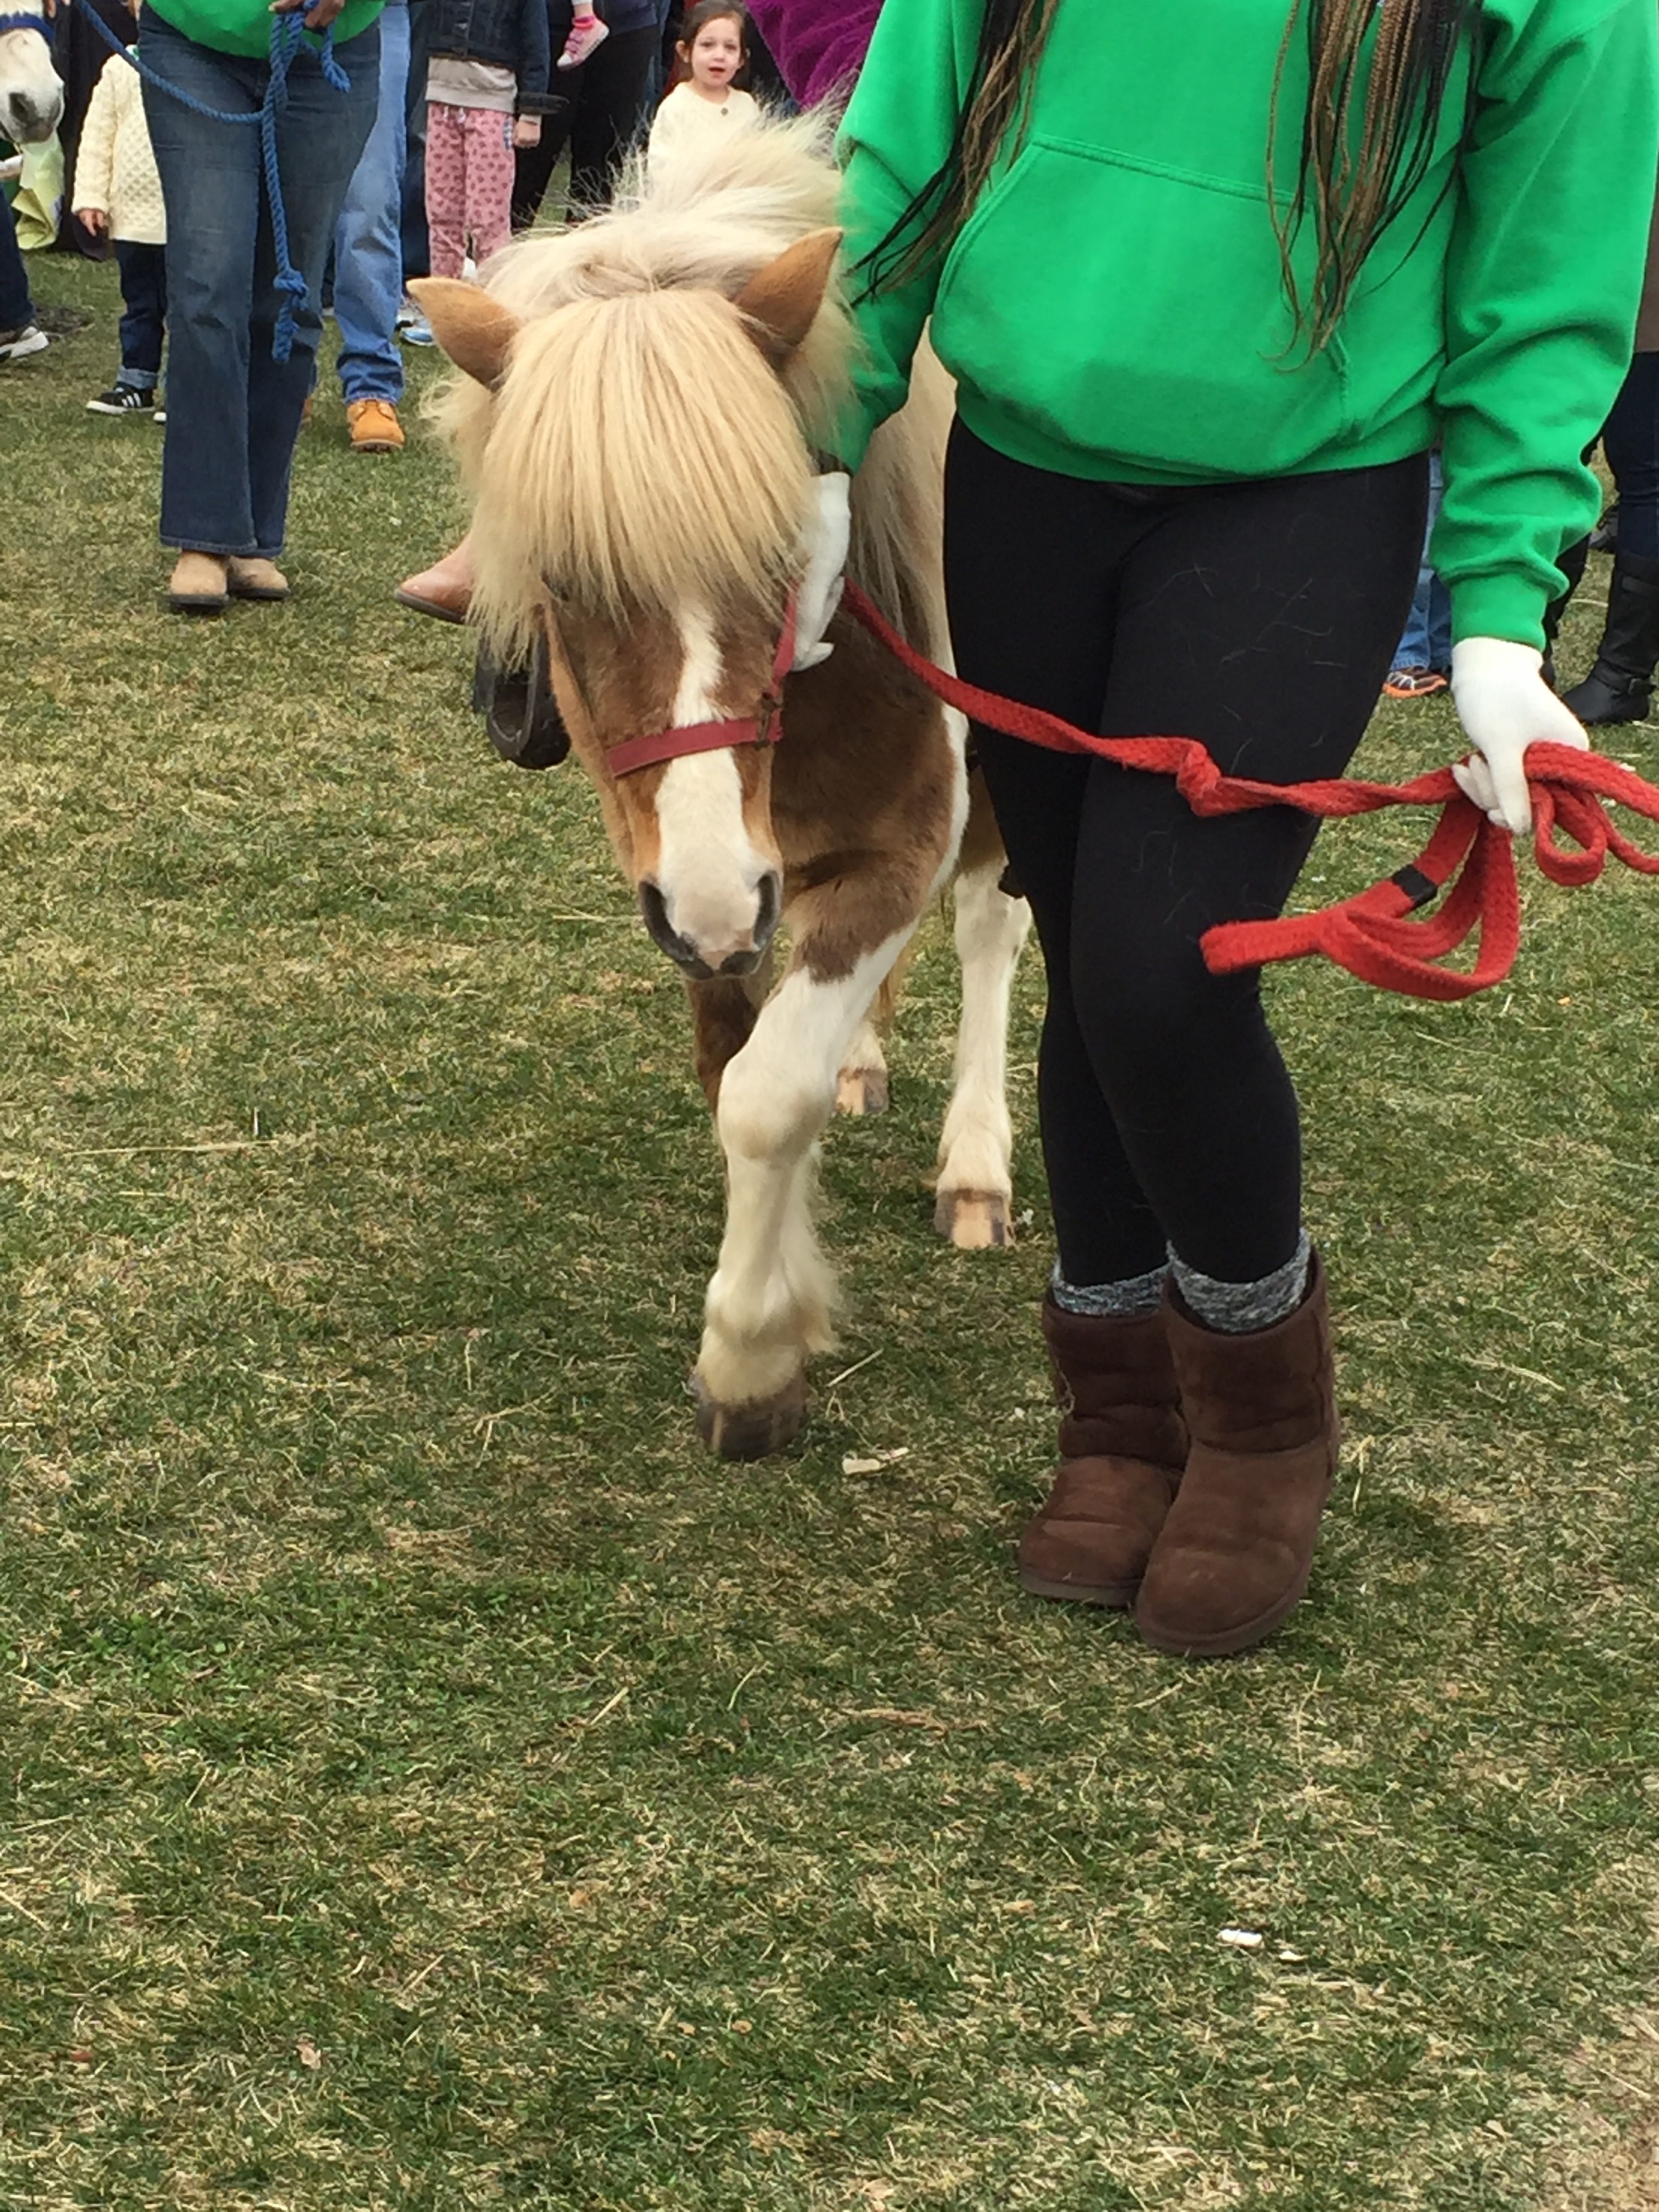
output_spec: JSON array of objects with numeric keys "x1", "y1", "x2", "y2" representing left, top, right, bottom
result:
[{"x1": 839, "y1": 579, "x2": 1659, "y2": 1003}]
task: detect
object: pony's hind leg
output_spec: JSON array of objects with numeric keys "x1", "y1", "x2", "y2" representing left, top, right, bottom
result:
[
  {"x1": 934, "y1": 783, "x2": 1031, "y2": 1250},
  {"x1": 696, "y1": 928, "x2": 916, "y2": 1459},
  {"x1": 834, "y1": 947, "x2": 912, "y2": 1117}
]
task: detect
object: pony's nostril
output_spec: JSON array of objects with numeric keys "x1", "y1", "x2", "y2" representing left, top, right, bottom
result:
[{"x1": 638, "y1": 880, "x2": 712, "y2": 976}]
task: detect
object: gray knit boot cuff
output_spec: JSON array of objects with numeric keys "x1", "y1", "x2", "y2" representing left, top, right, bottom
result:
[
  {"x1": 1168, "y1": 1232, "x2": 1312, "y2": 1335},
  {"x1": 1050, "y1": 1259, "x2": 1168, "y2": 1320}
]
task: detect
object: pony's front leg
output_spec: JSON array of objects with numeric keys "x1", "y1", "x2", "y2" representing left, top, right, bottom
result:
[
  {"x1": 695, "y1": 934, "x2": 912, "y2": 1459},
  {"x1": 934, "y1": 832, "x2": 1031, "y2": 1251}
]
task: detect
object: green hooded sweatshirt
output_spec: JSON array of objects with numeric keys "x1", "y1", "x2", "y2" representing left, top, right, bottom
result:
[
  {"x1": 146, "y1": 0, "x2": 384, "y2": 61},
  {"x1": 837, "y1": 0, "x2": 1658, "y2": 647}
]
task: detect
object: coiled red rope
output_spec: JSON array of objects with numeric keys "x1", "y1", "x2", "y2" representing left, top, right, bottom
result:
[{"x1": 840, "y1": 579, "x2": 1659, "y2": 1003}]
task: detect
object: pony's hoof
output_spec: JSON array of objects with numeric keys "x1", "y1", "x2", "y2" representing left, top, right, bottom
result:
[
  {"x1": 693, "y1": 1370, "x2": 808, "y2": 1460},
  {"x1": 835, "y1": 1066, "x2": 890, "y2": 1116},
  {"x1": 935, "y1": 1188, "x2": 1012, "y2": 1250}
]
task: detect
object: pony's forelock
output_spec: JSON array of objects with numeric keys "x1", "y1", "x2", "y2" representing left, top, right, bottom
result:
[
  {"x1": 431, "y1": 115, "x2": 859, "y2": 662},
  {"x1": 469, "y1": 289, "x2": 814, "y2": 658}
]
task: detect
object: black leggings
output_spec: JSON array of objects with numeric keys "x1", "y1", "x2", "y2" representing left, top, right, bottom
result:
[
  {"x1": 512, "y1": 16, "x2": 657, "y2": 226},
  {"x1": 944, "y1": 422, "x2": 1427, "y2": 1288}
]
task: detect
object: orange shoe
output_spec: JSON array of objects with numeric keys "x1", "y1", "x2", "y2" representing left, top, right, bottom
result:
[{"x1": 348, "y1": 397, "x2": 405, "y2": 453}]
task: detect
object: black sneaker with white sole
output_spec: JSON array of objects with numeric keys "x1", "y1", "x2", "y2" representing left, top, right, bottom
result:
[
  {"x1": 87, "y1": 382, "x2": 156, "y2": 415},
  {"x1": 0, "y1": 324, "x2": 49, "y2": 363}
]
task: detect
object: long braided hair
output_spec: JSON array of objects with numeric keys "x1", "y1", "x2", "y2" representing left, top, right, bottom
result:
[
  {"x1": 1271, "y1": 0, "x2": 1479, "y2": 349},
  {"x1": 861, "y1": 0, "x2": 1477, "y2": 348}
]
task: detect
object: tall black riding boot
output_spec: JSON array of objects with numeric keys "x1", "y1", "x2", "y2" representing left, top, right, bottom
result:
[{"x1": 1563, "y1": 548, "x2": 1659, "y2": 725}]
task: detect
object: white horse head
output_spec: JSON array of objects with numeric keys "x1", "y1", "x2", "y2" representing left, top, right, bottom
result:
[{"x1": 0, "y1": 0, "x2": 65, "y2": 146}]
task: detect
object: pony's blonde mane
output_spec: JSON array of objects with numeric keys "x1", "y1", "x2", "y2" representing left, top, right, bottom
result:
[{"x1": 432, "y1": 115, "x2": 947, "y2": 663}]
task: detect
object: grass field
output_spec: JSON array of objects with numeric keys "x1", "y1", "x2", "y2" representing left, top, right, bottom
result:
[{"x1": 3, "y1": 249, "x2": 1658, "y2": 2212}]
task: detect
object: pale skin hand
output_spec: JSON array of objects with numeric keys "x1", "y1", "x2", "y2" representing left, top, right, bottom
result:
[
  {"x1": 270, "y1": 0, "x2": 346, "y2": 28},
  {"x1": 74, "y1": 206, "x2": 107, "y2": 234},
  {"x1": 512, "y1": 115, "x2": 541, "y2": 148}
]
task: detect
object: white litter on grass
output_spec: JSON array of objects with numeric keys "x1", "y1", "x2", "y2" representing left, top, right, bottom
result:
[
  {"x1": 841, "y1": 1448, "x2": 909, "y2": 1476},
  {"x1": 1218, "y1": 1927, "x2": 1264, "y2": 1950}
]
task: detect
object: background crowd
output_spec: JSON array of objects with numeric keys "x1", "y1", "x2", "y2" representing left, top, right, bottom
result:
[{"x1": 0, "y1": 0, "x2": 787, "y2": 611}]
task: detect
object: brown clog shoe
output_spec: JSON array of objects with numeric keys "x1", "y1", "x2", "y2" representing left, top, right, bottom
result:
[
  {"x1": 167, "y1": 551, "x2": 229, "y2": 615},
  {"x1": 227, "y1": 557, "x2": 290, "y2": 602}
]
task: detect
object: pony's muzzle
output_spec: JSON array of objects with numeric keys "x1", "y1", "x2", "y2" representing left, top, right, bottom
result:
[
  {"x1": 639, "y1": 869, "x2": 781, "y2": 979},
  {"x1": 1, "y1": 85, "x2": 63, "y2": 142}
]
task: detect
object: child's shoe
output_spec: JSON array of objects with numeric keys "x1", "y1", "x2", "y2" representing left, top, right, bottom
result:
[
  {"x1": 86, "y1": 381, "x2": 155, "y2": 416},
  {"x1": 0, "y1": 323, "x2": 48, "y2": 363},
  {"x1": 557, "y1": 10, "x2": 608, "y2": 66}
]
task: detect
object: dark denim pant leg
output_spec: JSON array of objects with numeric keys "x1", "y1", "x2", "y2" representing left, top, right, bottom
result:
[
  {"x1": 245, "y1": 22, "x2": 380, "y2": 549},
  {"x1": 114, "y1": 239, "x2": 167, "y2": 386},
  {"x1": 0, "y1": 188, "x2": 35, "y2": 331}
]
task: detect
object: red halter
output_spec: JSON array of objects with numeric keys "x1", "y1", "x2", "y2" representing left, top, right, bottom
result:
[
  {"x1": 836, "y1": 579, "x2": 1659, "y2": 1004},
  {"x1": 603, "y1": 595, "x2": 800, "y2": 780}
]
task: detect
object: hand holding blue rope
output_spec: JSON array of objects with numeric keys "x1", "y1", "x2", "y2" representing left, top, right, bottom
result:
[{"x1": 55, "y1": 0, "x2": 353, "y2": 361}]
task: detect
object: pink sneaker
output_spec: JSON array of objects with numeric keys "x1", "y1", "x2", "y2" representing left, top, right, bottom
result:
[{"x1": 557, "y1": 12, "x2": 609, "y2": 66}]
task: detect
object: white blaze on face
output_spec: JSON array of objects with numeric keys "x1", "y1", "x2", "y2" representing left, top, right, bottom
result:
[{"x1": 651, "y1": 608, "x2": 775, "y2": 968}]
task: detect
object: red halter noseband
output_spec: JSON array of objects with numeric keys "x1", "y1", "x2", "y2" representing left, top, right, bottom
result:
[{"x1": 602, "y1": 595, "x2": 799, "y2": 780}]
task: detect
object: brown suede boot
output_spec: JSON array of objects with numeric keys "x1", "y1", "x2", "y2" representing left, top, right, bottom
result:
[
  {"x1": 1017, "y1": 1298, "x2": 1189, "y2": 1608},
  {"x1": 1136, "y1": 1252, "x2": 1339, "y2": 1658}
]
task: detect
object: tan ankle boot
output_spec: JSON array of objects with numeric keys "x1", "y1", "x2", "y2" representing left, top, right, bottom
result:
[
  {"x1": 1017, "y1": 1299, "x2": 1188, "y2": 1609},
  {"x1": 226, "y1": 557, "x2": 289, "y2": 601},
  {"x1": 167, "y1": 551, "x2": 228, "y2": 613},
  {"x1": 1136, "y1": 1253, "x2": 1338, "y2": 1658}
]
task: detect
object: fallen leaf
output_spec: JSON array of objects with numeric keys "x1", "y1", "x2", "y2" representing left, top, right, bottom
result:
[{"x1": 296, "y1": 2034, "x2": 323, "y2": 2069}]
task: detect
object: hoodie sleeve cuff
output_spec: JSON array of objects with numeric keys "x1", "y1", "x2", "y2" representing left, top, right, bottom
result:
[{"x1": 1450, "y1": 573, "x2": 1550, "y2": 653}]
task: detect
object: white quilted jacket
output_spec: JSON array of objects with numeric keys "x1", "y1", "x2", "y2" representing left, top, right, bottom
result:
[{"x1": 75, "y1": 50, "x2": 165, "y2": 245}]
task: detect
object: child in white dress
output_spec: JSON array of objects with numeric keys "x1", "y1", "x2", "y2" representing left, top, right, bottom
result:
[{"x1": 647, "y1": 2, "x2": 759, "y2": 177}]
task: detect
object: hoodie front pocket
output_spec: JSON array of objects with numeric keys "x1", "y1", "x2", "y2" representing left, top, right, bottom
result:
[{"x1": 932, "y1": 136, "x2": 1353, "y2": 477}]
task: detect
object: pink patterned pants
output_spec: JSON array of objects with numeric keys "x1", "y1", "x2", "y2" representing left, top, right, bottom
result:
[{"x1": 424, "y1": 102, "x2": 517, "y2": 277}]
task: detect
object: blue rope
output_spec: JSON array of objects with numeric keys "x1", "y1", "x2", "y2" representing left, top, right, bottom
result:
[{"x1": 68, "y1": 3, "x2": 352, "y2": 361}]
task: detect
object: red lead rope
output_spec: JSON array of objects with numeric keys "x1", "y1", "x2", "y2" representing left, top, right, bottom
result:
[{"x1": 839, "y1": 579, "x2": 1659, "y2": 1003}]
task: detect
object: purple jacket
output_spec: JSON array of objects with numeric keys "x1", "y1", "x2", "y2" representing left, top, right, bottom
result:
[{"x1": 746, "y1": 0, "x2": 882, "y2": 108}]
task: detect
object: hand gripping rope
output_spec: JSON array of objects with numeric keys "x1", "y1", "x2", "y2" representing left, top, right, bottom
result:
[
  {"x1": 66, "y1": 1, "x2": 352, "y2": 362},
  {"x1": 838, "y1": 579, "x2": 1659, "y2": 1004}
]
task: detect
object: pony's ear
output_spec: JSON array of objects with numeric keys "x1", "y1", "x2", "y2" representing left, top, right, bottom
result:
[
  {"x1": 407, "y1": 277, "x2": 523, "y2": 388},
  {"x1": 733, "y1": 228, "x2": 843, "y2": 364}
]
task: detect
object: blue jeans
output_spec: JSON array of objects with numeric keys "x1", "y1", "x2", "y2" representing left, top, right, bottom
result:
[
  {"x1": 139, "y1": 5, "x2": 380, "y2": 556},
  {"x1": 0, "y1": 189, "x2": 35, "y2": 330},
  {"x1": 115, "y1": 239, "x2": 168, "y2": 386},
  {"x1": 334, "y1": 0, "x2": 407, "y2": 403},
  {"x1": 1395, "y1": 449, "x2": 1452, "y2": 672},
  {"x1": 1604, "y1": 351, "x2": 1659, "y2": 563}
]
